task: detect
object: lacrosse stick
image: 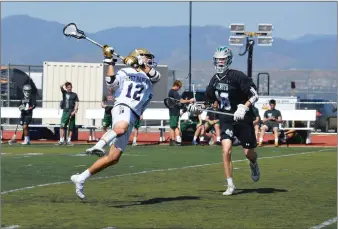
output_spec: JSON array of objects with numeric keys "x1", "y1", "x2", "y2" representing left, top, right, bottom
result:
[
  {"x1": 63, "y1": 23, "x2": 124, "y2": 60},
  {"x1": 192, "y1": 83, "x2": 196, "y2": 101},
  {"x1": 8, "y1": 114, "x2": 21, "y2": 145},
  {"x1": 164, "y1": 97, "x2": 234, "y2": 117}
]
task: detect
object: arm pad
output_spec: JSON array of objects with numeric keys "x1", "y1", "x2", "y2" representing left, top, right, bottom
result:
[{"x1": 147, "y1": 68, "x2": 161, "y2": 83}]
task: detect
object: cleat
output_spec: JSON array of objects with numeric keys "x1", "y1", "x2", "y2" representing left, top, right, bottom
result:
[
  {"x1": 250, "y1": 161, "x2": 260, "y2": 182},
  {"x1": 132, "y1": 142, "x2": 138, "y2": 146},
  {"x1": 274, "y1": 142, "x2": 279, "y2": 147},
  {"x1": 66, "y1": 141, "x2": 74, "y2": 146},
  {"x1": 21, "y1": 141, "x2": 31, "y2": 145},
  {"x1": 71, "y1": 174, "x2": 85, "y2": 200},
  {"x1": 215, "y1": 141, "x2": 222, "y2": 146},
  {"x1": 85, "y1": 146, "x2": 106, "y2": 157},
  {"x1": 192, "y1": 140, "x2": 198, "y2": 145},
  {"x1": 222, "y1": 185, "x2": 236, "y2": 196},
  {"x1": 258, "y1": 142, "x2": 263, "y2": 147},
  {"x1": 55, "y1": 141, "x2": 64, "y2": 146}
]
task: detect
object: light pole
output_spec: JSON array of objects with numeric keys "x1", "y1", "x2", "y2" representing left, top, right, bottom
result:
[
  {"x1": 228, "y1": 23, "x2": 273, "y2": 95},
  {"x1": 188, "y1": 1, "x2": 192, "y2": 92}
]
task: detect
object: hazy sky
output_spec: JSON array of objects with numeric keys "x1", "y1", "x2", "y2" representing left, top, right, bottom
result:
[{"x1": 1, "y1": 2, "x2": 337, "y2": 39}]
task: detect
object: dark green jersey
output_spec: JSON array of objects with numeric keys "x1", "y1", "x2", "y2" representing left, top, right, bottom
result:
[{"x1": 102, "y1": 91, "x2": 115, "y2": 115}]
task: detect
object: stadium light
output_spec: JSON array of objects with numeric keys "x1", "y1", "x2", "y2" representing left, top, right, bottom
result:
[
  {"x1": 258, "y1": 23, "x2": 274, "y2": 33},
  {"x1": 228, "y1": 36, "x2": 246, "y2": 46},
  {"x1": 229, "y1": 23, "x2": 245, "y2": 33},
  {"x1": 227, "y1": 23, "x2": 274, "y2": 78},
  {"x1": 257, "y1": 36, "x2": 274, "y2": 46}
]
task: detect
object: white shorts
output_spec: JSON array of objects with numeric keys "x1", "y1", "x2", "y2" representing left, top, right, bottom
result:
[{"x1": 109, "y1": 105, "x2": 138, "y2": 152}]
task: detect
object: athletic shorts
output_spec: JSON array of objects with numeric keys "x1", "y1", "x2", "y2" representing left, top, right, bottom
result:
[
  {"x1": 60, "y1": 111, "x2": 76, "y2": 130},
  {"x1": 102, "y1": 113, "x2": 112, "y2": 128},
  {"x1": 20, "y1": 115, "x2": 32, "y2": 126},
  {"x1": 220, "y1": 120, "x2": 257, "y2": 149},
  {"x1": 109, "y1": 105, "x2": 138, "y2": 152},
  {"x1": 262, "y1": 121, "x2": 279, "y2": 132},
  {"x1": 169, "y1": 116, "x2": 179, "y2": 129},
  {"x1": 134, "y1": 119, "x2": 141, "y2": 129}
]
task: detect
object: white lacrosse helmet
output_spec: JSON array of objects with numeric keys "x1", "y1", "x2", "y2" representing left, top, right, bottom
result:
[
  {"x1": 23, "y1": 84, "x2": 32, "y2": 98},
  {"x1": 213, "y1": 46, "x2": 233, "y2": 74}
]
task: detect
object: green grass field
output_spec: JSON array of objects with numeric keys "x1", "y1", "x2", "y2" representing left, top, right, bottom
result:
[{"x1": 1, "y1": 144, "x2": 336, "y2": 229}]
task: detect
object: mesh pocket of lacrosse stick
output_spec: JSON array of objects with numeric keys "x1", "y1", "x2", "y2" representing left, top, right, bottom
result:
[
  {"x1": 63, "y1": 23, "x2": 86, "y2": 39},
  {"x1": 164, "y1": 98, "x2": 183, "y2": 109}
]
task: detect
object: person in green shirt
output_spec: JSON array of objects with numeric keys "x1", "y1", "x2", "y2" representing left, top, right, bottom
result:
[{"x1": 101, "y1": 87, "x2": 115, "y2": 133}]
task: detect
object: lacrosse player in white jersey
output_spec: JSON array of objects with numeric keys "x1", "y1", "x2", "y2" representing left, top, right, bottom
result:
[{"x1": 70, "y1": 45, "x2": 160, "y2": 199}]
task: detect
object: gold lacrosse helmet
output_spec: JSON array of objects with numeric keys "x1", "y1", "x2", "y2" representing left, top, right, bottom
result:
[{"x1": 129, "y1": 48, "x2": 157, "y2": 67}]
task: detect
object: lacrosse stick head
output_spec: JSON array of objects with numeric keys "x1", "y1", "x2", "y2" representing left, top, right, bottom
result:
[{"x1": 63, "y1": 23, "x2": 86, "y2": 39}]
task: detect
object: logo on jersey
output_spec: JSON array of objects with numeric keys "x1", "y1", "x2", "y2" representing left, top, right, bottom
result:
[
  {"x1": 225, "y1": 129, "x2": 233, "y2": 137},
  {"x1": 215, "y1": 83, "x2": 229, "y2": 91},
  {"x1": 119, "y1": 106, "x2": 124, "y2": 114}
]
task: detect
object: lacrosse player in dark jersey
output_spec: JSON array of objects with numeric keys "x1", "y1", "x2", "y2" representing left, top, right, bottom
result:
[
  {"x1": 189, "y1": 46, "x2": 260, "y2": 196},
  {"x1": 19, "y1": 84, "x2": 36, "y2": 145}
]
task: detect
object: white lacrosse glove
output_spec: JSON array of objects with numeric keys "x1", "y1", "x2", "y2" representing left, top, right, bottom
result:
[
  {"x1": 18, "y1": 105, "x2": 25, "y2": 111},
  {"x1": 234, "y1": 104, "x2": 249, "y2": 121},
  {"x1": 136, "y1": 55, "x2": 144, "y2": 66}
]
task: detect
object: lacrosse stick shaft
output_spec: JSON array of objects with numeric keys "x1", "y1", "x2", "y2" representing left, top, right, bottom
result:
[
  {"x1": 199, "y1": 108, "x2": 234, "y2": 117},
  {"x1": 192, "y1": 83, "x2": 196, "y2": 101},
  {"x1": 84, "y1": 37, "x2": 125, "y2": 60}
]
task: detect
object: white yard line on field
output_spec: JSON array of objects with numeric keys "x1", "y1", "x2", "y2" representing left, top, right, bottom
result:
[
  {"x1": 1, "y1": 225, "x2": 20, "y2": 229},
  {"x1": 1, "y1": 148, "x2": 333, "y2": 195},
  {"x1": 309, "y1": 217, "x2": 338, "y2": 229}
]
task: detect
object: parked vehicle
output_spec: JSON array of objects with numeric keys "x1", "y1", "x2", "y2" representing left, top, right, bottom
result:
[{"x1": 297, "y1": 99, "x2": 337, "y2": 132}]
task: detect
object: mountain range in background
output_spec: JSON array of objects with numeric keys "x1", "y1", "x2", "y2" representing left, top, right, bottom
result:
[{"x1": 1, "y1": 15, "x2": 337, "y2": 71}]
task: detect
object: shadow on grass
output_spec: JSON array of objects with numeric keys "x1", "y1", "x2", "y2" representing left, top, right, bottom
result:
[
  {"x1": 202, "y1": 187, "x2": 288, "y2": 195},
  {"x1": 109, "y1": 196, "x2": 201, "y2": 208}
]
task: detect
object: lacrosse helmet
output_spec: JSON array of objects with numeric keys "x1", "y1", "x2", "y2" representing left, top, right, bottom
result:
[
  {"x1": 23, "y1": 84, "x2": 32, "y2": 98},
  {"x1": 213, "y1": 46, "x2": 233, "y2": 74},
  {"x1": 129, "y1": 48, "x2": 157, "y2": 67}
]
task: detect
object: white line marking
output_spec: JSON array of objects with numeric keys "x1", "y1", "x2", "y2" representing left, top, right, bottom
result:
[
  {"x1": 1, "y1": 225, "x2": 20, "y2": 229},
  {"x1": 74, "y1": 165, "x2": 87, "y2": 167},
  {"x1": 1, "y1": 149, "x2": 332, "y2": 195},
  {"x1": 309, "y1": 217, "x2": 337, "y2": 229}
]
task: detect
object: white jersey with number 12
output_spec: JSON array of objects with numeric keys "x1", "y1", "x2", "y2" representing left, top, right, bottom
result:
[{"x1": 113, "y1": 67, "x2": 153, "y2": 116}]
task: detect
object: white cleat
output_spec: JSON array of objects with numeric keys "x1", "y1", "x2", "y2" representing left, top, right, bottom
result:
[
  {"x1": 71, "y1": 174, "x2": 85, "y2": 200},
  {"x1": 21, "y1": 141, "x2": 31, "y2": 145},
  {"x1": 250, "y1": 161, "x2": 260, "y2": 182},
  {"x1": 85, "y1": 146, "x2": 106, "y2": 157},
  {"x1": 132, "y1": 142, "x2": 138, "y2": 146},
  {"x1": 222, "y1": 185, "x2": 236, "y2": 196}
]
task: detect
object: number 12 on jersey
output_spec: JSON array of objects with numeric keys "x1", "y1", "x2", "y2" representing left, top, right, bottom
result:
[{"x1": 126, "y1": 83, "x2": 144, "y2": 101}]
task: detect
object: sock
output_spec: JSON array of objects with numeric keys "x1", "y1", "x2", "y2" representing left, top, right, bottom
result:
[
  {"x1": 176, "y1": 136, "x2": 182, "y2": 143},
  {"x1": 78, "y1": 169, "x2": 91, "y2": 182},
  {"x1": 133, "y1": 136, "x2": 137, "y2": 143},
  {"x1": 275, "y1": 138, "x2": 278, "y2": 143},
  {"x1": 67, "y1": 137, "x2": 71, "y2": 142},
  {"x1": 24, "y1": 136, "x2": 29, "y2": 142},
  {"x1": 193, "y1": 136, "x2": 197, "y2": 141},
  {"x1": 259, "y1": 137, "x2": 263, "y2": 143},
  {"x1": 216, "y1": 136, "x2": 221, "y2": 142},
  {"x1": 200, "y1": 136, "x2": 204, "y2": 141},
  {"x1": 97, "y1": 130, "x2": 117, "y2": 148},
  {"x1": 227, "y1": 178, "x2": 234, "y2": 186},
  {"x1": 60, "y1": 137, "x2": 64, "y2": 142}
]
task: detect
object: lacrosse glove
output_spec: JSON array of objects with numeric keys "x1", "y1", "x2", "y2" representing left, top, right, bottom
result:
[
  {"x1": 103, "y1": 45, "x2": 116, "y2": 65},
  {"x1": 233, "y1": 104, "x2": 249, "y2": 121}
]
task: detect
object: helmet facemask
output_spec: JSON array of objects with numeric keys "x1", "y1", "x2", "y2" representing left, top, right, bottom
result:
[
  {"x1": 213, "y1": 46, "x2": 233, "y2": 74},
  {"x1": 131, "y1": 49, "x2": 157, "y2": 68},
  {"x1": 23, "y1": 85, "x2": 32, "y2": 98}
]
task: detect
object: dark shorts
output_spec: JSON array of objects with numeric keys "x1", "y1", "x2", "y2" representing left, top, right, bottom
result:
[
  {"x1": 20, "y1": 115, "x2": 32, "y2": 126},
  {"x1": 102, "y1": 113, "x2": 112, "y2": 128},
  {"x1": 60, "y1": 111, "x2": 76, "y2": 130},
  {"x1": 169, "y1": 116, "x2": 180, "y2": 129},
  {"x1": 263, "y1": 121, "x2": 279, "y2": 131},
  {"x1": 220, "y1": 121, "x2": 257, "y2": 149},
  {"x1": 134, "y1": 119, "x2": 141, "y2": 129}
]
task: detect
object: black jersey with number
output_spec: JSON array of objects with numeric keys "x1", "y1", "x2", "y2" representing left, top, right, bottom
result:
[{"x1": 205, "y1": 69, "x2": 258, "y2": 122}]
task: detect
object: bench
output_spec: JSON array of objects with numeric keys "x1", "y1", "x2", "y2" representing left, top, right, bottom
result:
[
  {"x1": 83, "y1": 108, "x2": 172, "y2": 142},
  {"x1": 258, "y1": 109, "x2": 316, "y2": 144},
  {"x1": 1, "y1": 107, "x2": 62, "y2": 128}
]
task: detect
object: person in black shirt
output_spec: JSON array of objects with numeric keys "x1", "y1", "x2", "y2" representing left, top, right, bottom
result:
[
  {"x1": 258, "y1": 99, "x2": 282, "y2": 147},
  {"x1": 167, "y1": 80, "x2": 195, "y2": 146},
  {"x1": 19, "y1": 84, "x2": 36, "y2": 145},
  {"x1": 204, "y1": 100, "x2": 221, "y2": 145},
  {"x1": 189, "y1": 46, "x2": 260, "y2": 196}
]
